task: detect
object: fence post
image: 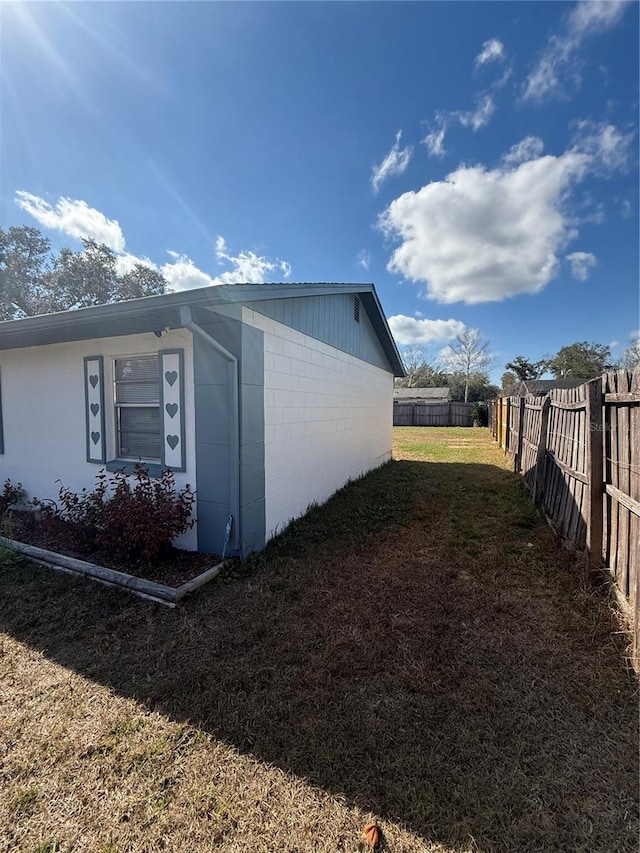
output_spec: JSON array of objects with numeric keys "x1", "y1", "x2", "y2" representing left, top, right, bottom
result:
[
  {"x1": 585, "y1": 378, "x2": 604, "y2": 576},
  {"x1": 533, "y1": 396, "x2": 551, "y2": 506},
  {"x1": 505, "y1": 397, "x2": 511, "y2": 452},
  {"x1": 514, "y1": 397, "x2": 526, "y2": 474}
]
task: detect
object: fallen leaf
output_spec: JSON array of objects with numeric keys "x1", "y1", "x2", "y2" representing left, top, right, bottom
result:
[{"x1": 363, "y1": 820, "x2": 379, "y2": 849}]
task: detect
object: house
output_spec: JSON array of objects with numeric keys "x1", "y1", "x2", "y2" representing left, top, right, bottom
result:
[
  {"x1": 393, "y1": 387, "x2": 450, "y2": 405},
  {"x1": 0, "y1": 283, "x2": 404, "y2": 557},
  {"x1": 514, "y1": 379, "x2": 587, "y2": 396}
]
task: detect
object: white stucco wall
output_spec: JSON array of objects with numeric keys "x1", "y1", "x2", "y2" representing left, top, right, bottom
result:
[
  {"x1": 242, "y1": 307, "x2": 394, "y2": 542},
  {"x1": 0, "y1": 329, "x2": 198, "y2": 550}
]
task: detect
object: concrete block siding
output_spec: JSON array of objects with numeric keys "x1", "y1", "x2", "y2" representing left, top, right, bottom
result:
[{"x1": 243, "y1": 307, "x2": 393, "y2": 542}]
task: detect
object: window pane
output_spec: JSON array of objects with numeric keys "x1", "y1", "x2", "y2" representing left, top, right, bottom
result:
[
  {"x1": 119, "y1": 407, "x2": 161, "y2": 459},
  {"x1": 116, "y1": 381, "x2": 159, "y2": 404},
  {"x1": 115, "y1": 356, "x2": 159, "y2": 382}
]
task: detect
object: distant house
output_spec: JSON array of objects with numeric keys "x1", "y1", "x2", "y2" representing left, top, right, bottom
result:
[
  {"x1": 515, "y1": 379, "x2": 586, "y2": 397},
  {"x1": 0, "y1": 282, "x2": 404, "y2": 557},
  {"x1": 393, "y1": 387, "x2": 450, "y2": 404}
]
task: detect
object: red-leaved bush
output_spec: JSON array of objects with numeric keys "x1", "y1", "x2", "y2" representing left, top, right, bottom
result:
[{"x1": 50, "y1": 465, "x2": 195, "y2": 562}]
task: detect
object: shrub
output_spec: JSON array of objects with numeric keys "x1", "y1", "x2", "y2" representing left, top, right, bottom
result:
[
  {"x1": 470, "y1": 401, "x2": 489, "y2": 427},
  {"x1": 52, "y1": 465, "x2": 196, "y2": 562},
  {"x1": 0, "y1": 479, "x2": 26, "y2": 517}
]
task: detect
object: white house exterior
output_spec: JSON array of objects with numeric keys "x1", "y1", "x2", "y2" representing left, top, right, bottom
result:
[{"x1": 0, "y1": 283, "x2": 404, "y2": 557}]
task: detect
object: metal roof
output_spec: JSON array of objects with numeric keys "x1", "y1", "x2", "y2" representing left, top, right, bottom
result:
[{"x1": 0, "y1": 282, "x2": 405, "y2": 377}]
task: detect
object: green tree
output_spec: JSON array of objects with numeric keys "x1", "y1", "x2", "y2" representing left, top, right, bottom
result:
[
  {"x1": 505, "y1": 355, "x2": 545, "y2": 381},
  {"x1": 0, "y1": 225, "x2": 53, "y2": 319},
  {"x1": 447, "y1": 371, "x2": 499, "y2": 403},
  {"x1": 438, "y1": 328, "x2": 493, "y2": 402},
  {"x1": 0, "y1": 226, "x2": 166, "y2": 319},
  {"x1": 545, "y1": 341, "x2": 614, "y2": 379}
]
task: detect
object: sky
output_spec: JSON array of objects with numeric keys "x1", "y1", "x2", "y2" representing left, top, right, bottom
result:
[{"x1": 1, "y1": 0, "x2": 638, "y2": 382}]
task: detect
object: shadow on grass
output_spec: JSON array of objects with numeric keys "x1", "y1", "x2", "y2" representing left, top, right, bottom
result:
[{"x1": 1, "y1": 459, "x2": 638, "y2": 852}]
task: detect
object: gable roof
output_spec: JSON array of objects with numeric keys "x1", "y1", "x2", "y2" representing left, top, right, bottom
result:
[
  {"x1": 393, "y1": 387, "x2": 450, "y2": 400},
  {"x1": 0, "y1": 282, "x2": 405, "y2": 376}
]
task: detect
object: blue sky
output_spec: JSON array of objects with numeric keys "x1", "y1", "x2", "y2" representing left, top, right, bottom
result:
[{"x1": 1, "y1": 1, "x2": 638, "y2": 380}]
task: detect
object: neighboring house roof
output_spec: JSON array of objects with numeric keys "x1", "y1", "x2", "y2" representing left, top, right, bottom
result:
[
  {"x1": 0, "y1": 282, "x2": 405, "y2": 377},
  {"x1": 393, "y1": 387, "x2": 450, "y2": 401},
  {"x1": 517, "y1": 379, "x2": 587, "y2": 396}
]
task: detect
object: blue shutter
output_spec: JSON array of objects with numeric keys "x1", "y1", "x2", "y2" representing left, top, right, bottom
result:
[
  {"x1": 84, "y1": 356, "x2": 106, "y2": 463},
  {"x1": 159, "y1": 349, "x2": 185, "y2": 471}
]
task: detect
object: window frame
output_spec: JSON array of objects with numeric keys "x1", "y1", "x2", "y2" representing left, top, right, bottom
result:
[{"x1": 113, "y1": 353, "x2": 162, "y2": 463}]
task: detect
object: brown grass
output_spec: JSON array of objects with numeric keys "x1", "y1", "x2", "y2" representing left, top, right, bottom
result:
[{"x1": 0, "y1": 427, "x2": 637, "y2": 853}]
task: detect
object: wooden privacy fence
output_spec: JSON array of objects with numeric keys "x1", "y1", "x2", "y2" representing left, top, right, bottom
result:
[
  {"x1": 394, "y1": 401, "x2": 474, "y2": 427},
  {"x1": 492, "y1": 367, "x2": 640, "y2": 667}
]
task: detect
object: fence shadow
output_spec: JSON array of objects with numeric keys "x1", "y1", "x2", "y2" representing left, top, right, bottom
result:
[{"x1": 1, "y1": 458, "x2": 638, "y2": 851}]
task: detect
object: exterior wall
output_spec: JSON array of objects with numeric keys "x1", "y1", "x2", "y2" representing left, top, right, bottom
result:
[
  {"x1": 242, "y1": 307, "x2": 393, "y2": 542},
  {"x1": 191, "y1": 308, "x2": 266, "y2": 558},
  {"x1": 247, "y1": 293, "x2": 390, "y2": 372},
  {"x1": 0, "y1": 329, "x2": 198, "y2": 550}
]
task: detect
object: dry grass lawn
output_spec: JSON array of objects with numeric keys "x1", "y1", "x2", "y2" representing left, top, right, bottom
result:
[{"x1": 0, "y1": 427, "x2": 637, "y2": 853}]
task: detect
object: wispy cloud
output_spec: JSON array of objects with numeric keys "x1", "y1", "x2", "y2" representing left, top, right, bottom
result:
[
  {"x1": 475, "y1": 38, "x2": 505, "y2": 67},
  {"x1": 458, "y1": 95, "x2": 496, "y2": 131},
  {"x1": 15, "y1": 191, "x2": 292, "y2": 293},
  {"x1": 387, "y1": 315, "x2": 467, "y2": 345},
  {"x1": 15, "y1": 192, "x2": 126, "y2": 252},
  {"x1": 502, "y1": 136, "x2": 545, "y2": 166},
  {"x1": 571, "y1": 120, "x2": 635, "y2": 174},
  {"x1": 213, "y1": 236, "x2": 292, "y2": 284},
  {"x1": 357, "y1": 249, "x2": 371, "y2": 270},
  {"x1": 423, "y1": 115, "x2": 448, "y2": 158},
  {"x1": 371, "y1": 131, "x2": 413, "y2": 193},
  {"x1": 566, "y1": 251, "x2": 597, "y2": 280},
  {"x1": 523, "y1": 0, "x2": 628, "y2": 104}
]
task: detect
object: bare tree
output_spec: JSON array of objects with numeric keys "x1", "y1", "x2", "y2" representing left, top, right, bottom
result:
[
  {"x1": 622, "y1": 339, "x2": 640, "y2": 370},
  {"x1": 396, "y1": 345, "x2": 447, "y2": 388},
  {"x1": 438, "y1": 328, "x2": 493, "y2": 402}
]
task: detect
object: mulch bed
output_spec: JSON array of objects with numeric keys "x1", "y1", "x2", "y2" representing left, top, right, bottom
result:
[{"x1": 3, "y1": 509, "x2": 221, "y2": 588}]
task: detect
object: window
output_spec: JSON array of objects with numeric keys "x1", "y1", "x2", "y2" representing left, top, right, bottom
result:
[{"x1": 114, "y1": 355, "x2": 161, "y2": 460}]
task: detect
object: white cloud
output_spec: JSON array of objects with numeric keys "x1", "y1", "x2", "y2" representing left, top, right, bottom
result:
[
  {"x1": 114, "y1": 252, "x2": 157, "y2": 276},
  {"x1": 503, "y1": 136, "x2": 545, "y2": 166},
  {"x1": 423, "y1": 116, "x2": 448, "y2": 158},
  {"x1": 371, "y1": 131, "x2": 413, "y2": 193},
  {"x1": 523, "y1": 0, "x2": 627, "y2": 103},
  {"x1": 572, "y1": 120, "x2": 635, "y2": 174},
  {"x1": 458, "y1": 94, "x2": 496, "y2": 131},
  {"x1": 566, "y1": 251, "x2": 597, "y2": 280},
  {"x1": 630, "y1": 330, "x2": 640, "y2": 341},
  {"x1": 15, "y1": 191, "x2": 126, "y2": 252},
  {"x1": 475, "y1": 38, "x2": 505, "y2": 66},
  {"x1": 15, "y1": 190, "x2": 292, "y2": 293},
  {"x1": 161, "y1": 254, "x2": 216, "y2": 291},
  {"x1": 387, "y1": 315, "x2": 467, "y2": 345},
  {"x1": 380, "y1": 143, "x2": 594, "y2": 304},
  {"x1": 357, "y1": 249, "x2": 371, "y2": 270},
  {"x1": 213, "y1": 235, "x2": 292, "y2": 284},
  {"x1": 423, "y1": 96, "x2": 496, "y2": 158},
  {"x1": 609, "y1": 340, "x2": 619, "y2": 349}
]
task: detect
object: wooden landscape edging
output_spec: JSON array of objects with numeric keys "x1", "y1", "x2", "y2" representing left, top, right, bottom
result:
[
  {"x1": 492, "y1": 366, "x2": 640, "y2": 671},
  {"x1": 0, "y1": 537, "x2": 224, "y2": 607}
]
